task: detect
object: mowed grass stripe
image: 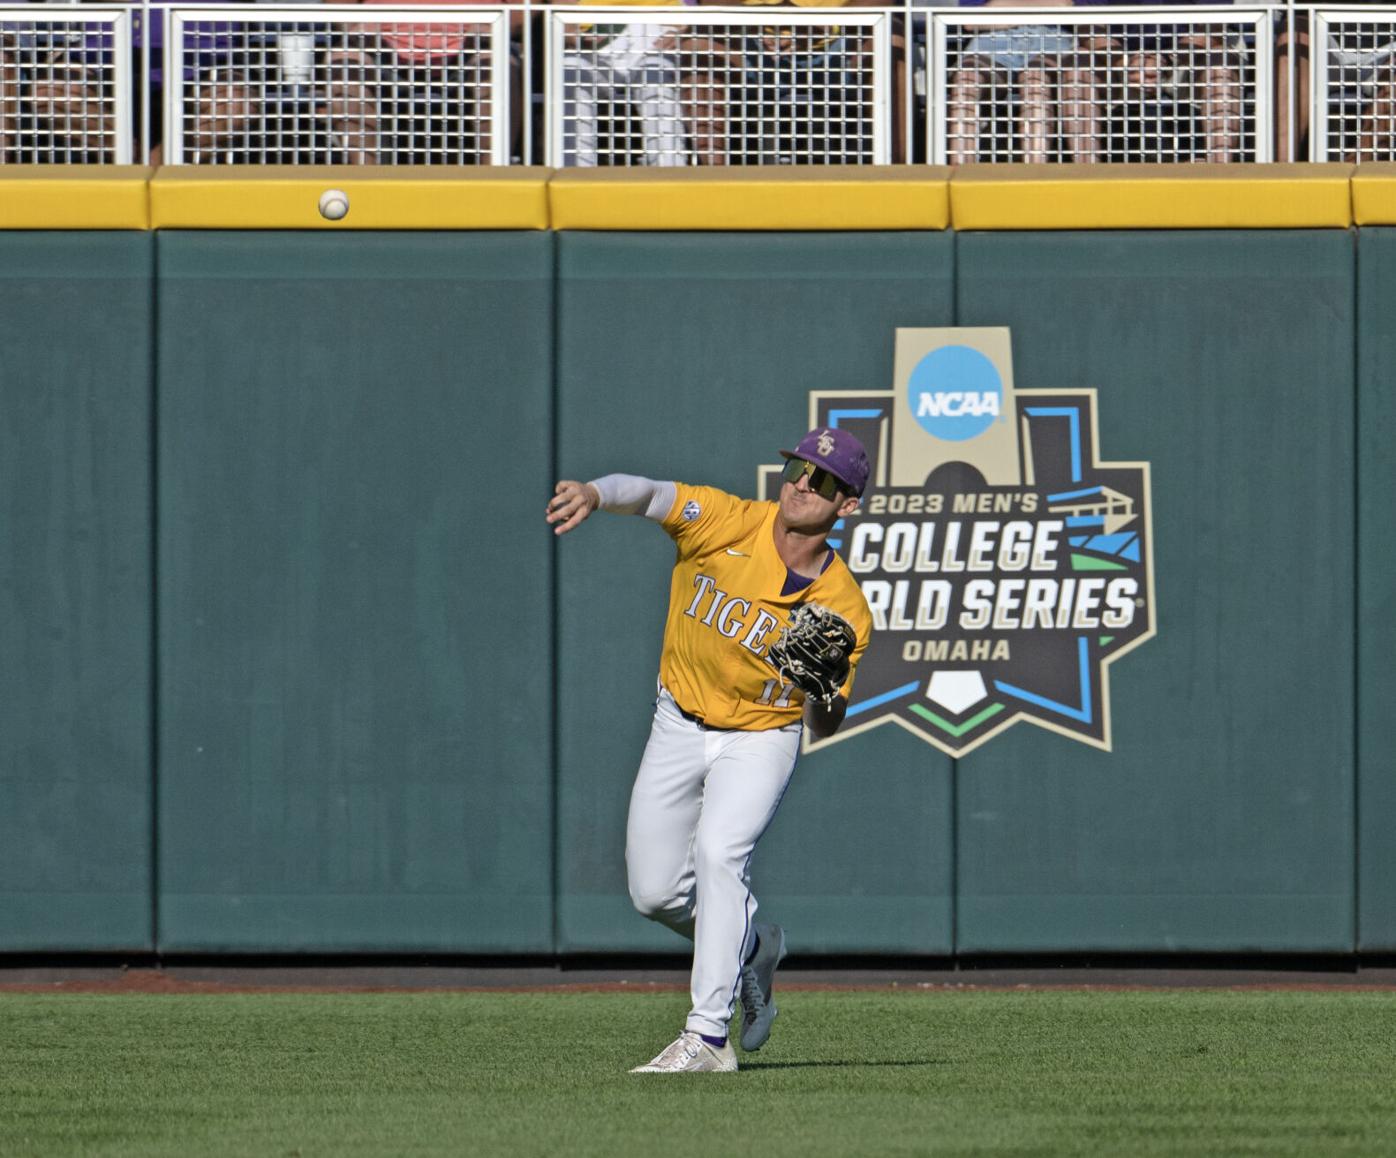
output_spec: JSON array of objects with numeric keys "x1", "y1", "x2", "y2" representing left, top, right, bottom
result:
[{"x1": 2, "y1": 990, "x2": 1394, "y2": 1157}]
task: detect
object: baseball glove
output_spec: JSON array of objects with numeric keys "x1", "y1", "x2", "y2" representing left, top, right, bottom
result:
[{"x1": 767, "y1": 603, "x2": 857, "y2": 706}]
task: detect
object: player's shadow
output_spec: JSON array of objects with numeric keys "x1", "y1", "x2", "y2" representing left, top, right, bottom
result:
[{"x1": 741, "y1": 1058, "x2": 949, "y2": 1070}]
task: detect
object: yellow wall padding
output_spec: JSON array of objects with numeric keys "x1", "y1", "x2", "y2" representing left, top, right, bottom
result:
[
  {"x1": 0, "y1": 166, "x2": 152, "y2": 229},
  {"x1": 1350, "y1": 164, "x2": 1396, "y2": 225},
  {"x1": 1, "y1": 164, "x2": 1380, "y2": 232},
  {"x1": 949, "y1": 164, "x2": 1355, "y2": 230},
  {"x1": 548, "y1": 167, "x2": 953, "y2": 231},
  {"x1": 149, "y1": 167, "x2": 551, "y2": 230}
]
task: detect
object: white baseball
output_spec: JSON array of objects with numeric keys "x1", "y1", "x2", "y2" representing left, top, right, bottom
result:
[{"x1": 318, "y1": 189, "x2": 349, "y2": 221}]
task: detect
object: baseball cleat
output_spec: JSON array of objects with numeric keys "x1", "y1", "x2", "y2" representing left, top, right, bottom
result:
[
  {"x1": 738, "y1": 923, "x2": 788, "y2": 1052},
  {"x1": 630, "y1": 1032, "x2": 738, "y2": 1074}
]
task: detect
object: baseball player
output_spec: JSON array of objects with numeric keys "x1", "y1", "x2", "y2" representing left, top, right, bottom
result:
[{"x1": 546, "y1": 428, "x2": 873, "y2": 1073}]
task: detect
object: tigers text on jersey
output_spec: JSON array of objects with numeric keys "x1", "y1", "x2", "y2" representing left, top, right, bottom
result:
[{"x1": 658, "y1": 484, "x2": 872, "y2": 731}]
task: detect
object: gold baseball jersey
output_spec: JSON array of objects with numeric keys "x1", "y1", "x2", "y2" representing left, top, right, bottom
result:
[{"x1": 657, "y1": 483, "x2": 872, "y2": 731}]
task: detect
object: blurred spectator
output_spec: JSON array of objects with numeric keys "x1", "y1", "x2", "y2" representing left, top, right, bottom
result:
[
  {"x1": 323, "y1": 0, "x2": 522, "y2": 164},
  {"x1": 85, "y1": 0, "x2": 512, "y2": 163},
  {"x1": 554, "y1": 0, "x2": 693, "y2": 166},
  {"x1": 1270, "y1": 1, "x2": 1383, "y2": 161},
  {"x1": 554, "y1": 0, "x2": 892, "y2": 167},
  {"x1": 76, "y1": 0, "x2": 259, "y2": 163},
  {"x1": 1056, "y1": 0, "x2": 1243, "y2": 163},
  {"x1": 688, "y1": 0, "x2": 882, "y2": 166},
  {"x1": 171, "y1": 8, "x2": 286, "y2": 163},
  {"x1": 945, "y1": 0, "x2": 1078, "y2": 164},
  {"x1": 1316, "y1": 15, "x2": 1396, "y2": 162},
  {"x1": 1, "y1": 9, "x2": 117, "y2": 162},
  {"x1": 557, "y1": 0, "x2": 761, "y2": 166},
  {"x1": 941, "y1": 0, "x2": 1244, "y2": 163},
  {"x1": 1355, "y1": 43, "x2": 1396, "y2": 160},
  {"x1": 697, "y1": 0, "x2": 896, "y2": 164}
]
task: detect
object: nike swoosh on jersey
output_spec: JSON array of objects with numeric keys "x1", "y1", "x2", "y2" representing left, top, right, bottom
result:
[{"x1": 725, "y1": 549, "x2": 749, "y2": 557}]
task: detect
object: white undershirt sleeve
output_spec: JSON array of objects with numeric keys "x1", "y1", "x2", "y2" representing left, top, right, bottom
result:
[{"x1": 589, "y1": 474, "x2": 677, "y2": 523}]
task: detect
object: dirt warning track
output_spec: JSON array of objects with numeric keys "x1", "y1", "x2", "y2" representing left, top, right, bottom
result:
[{"x1": 4, "y1": 964, "x2": 1396, "y2": 994}]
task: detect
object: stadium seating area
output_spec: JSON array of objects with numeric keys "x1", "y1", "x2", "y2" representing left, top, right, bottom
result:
[{"x1": 2, "y1": 3, "x2": 1394, "y2": 166}]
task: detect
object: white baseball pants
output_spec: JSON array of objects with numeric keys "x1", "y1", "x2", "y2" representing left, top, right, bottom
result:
[
  {"x1": 625, "y1": 689, "x2": 801, "y2": 1039},
  {"x1": 563, "y1": 29, "x2": 689, "y2": 167}
]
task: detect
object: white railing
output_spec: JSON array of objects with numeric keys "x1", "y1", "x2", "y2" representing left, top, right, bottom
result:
[
  {"x1": 5, "y1": 5, "x2": 1396, "y2": 168},
  {"x1": 546, "y1": 7, "x2": 892, "y2": 167},
  {"x1": 0, "y1": 5, "x2": 133, "y2": 163}
]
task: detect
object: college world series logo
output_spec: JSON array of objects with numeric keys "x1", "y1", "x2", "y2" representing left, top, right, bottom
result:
[{"x1": 761, "y1": 328, "x2": 1156, "y2": 757}]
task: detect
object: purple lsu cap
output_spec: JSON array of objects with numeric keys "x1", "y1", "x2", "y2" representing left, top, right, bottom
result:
[{"x1": 780, "y1": 427, "x2": 871, "y2": 496}]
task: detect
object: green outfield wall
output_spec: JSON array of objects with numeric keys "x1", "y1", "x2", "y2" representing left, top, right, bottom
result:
[
  {"x1": 1358, "y1": 228, "x2": 1396, "y2": 953},
  {"x1": 0, "y1": 166, "x2": 1391, "y2": 956},
  {"x1": 955, "y1": 230, "x2": 1356, "y2": 953},
  {"x1": 155, "y1": 231, "x2": 555, "y2": 952},
  {"x1": 0, "y1": 232, "x2": 154, "y2": 951}
]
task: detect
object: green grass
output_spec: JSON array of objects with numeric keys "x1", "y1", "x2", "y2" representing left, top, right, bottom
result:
[{"x1": 3, "y1": 989, "x2": 1396, "y2": 1157}]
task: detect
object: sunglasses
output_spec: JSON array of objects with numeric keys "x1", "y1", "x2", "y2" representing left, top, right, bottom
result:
[{"x1": 781, "y1": 457, "x2": 846, "y2": 501}]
